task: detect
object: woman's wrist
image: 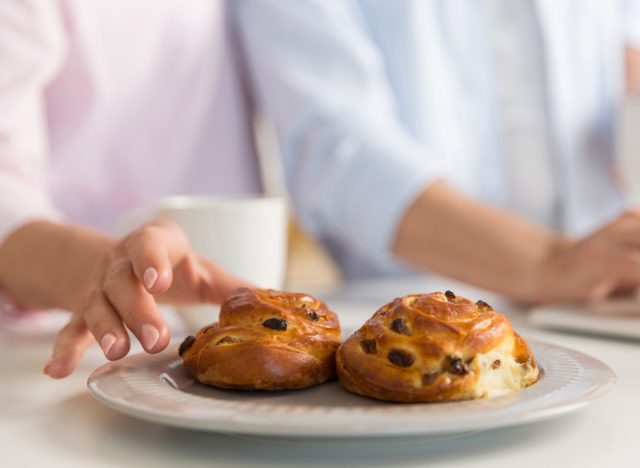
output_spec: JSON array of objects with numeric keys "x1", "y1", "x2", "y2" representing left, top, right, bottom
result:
[
  {"x1": 0, "y1": 221, "x2": 114, "y2": 311},
  {"x1": 526, "y1": 234, "x2": 574, "y2": 304}
]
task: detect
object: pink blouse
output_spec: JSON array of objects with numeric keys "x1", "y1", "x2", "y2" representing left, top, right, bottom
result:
[{"x1": 0, "y1": 0, "x2": 261, "y2": 244}]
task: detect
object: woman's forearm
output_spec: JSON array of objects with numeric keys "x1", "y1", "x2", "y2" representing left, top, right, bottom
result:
[
  {"x1": 0, "y1": 221, "x2": 114, "y2": 311},
  {"x1": 393, "y1": 180, "x2": 562, "y2": 302}
]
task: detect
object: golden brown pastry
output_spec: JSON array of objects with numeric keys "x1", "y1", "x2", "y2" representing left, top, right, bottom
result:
[
  {"x1": 179, "y1": 287, "x2": 341, "y2": 390},
  {"x1": 336, "y1": 291, "x2": 538, "y2": 402}
]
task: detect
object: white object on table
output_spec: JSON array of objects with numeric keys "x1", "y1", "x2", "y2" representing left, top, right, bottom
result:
[
  {"x1": 1, "y1": 276, "x2": 638, "y2": 468},
  {"x1": 529, "y1": 299, "x2": 640, "y2": 340}
]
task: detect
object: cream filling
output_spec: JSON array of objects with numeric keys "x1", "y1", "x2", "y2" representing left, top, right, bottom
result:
[{"x1": 471, "y1": 338, "x2": 539, "y2": 398}]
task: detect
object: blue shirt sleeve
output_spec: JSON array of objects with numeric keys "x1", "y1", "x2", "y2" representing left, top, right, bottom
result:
[
  {"x1": 232, "y1": 0, "x2": 443, "y2": 269},
  {"x1": 622, "y1": 0, "x2": 640, "y2": 47}
]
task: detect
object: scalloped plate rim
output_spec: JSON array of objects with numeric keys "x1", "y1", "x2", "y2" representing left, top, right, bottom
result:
[{"x1": 87, "y1": 339, "x2": 616, "y2": 438}]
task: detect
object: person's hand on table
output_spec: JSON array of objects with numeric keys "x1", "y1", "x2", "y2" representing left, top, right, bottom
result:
[
  {"x1": 537, "y1": 210, "x2": 640, "y2": 303},
  {"x1": 43, "y1": 218, "x2": 247, "y2": 378},
  {"x1": 394, "y1": 181, "x2": 640, "y2": 305}
]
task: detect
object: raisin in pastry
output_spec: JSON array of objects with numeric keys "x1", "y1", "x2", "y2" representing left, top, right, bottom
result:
[
  {"x1": 180, "y1": 287, "x2": 341, "y2": 390},
  {"x1": 336, "y1": 291, "x2": 538, "y2": 402}
]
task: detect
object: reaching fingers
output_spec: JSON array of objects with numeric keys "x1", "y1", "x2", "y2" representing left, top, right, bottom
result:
[
  {"x1": 125, "y1": 218, "x2": 249, "y2": 305},
  {"x1": 44, "y1": 317, "x2": 94, "y2": 379},
  {"x1": 82, "y1": 288, "x2": 130, "y2": 360},
  {"x1": 102, "y1": 257, "x2": 170, "y2": 353},
  {"x1": 46, "y1": 217, "x2": 247, "y2": 379},
  {"x1": 124, "y1": 219, "x2": 191, "y2": 295}
]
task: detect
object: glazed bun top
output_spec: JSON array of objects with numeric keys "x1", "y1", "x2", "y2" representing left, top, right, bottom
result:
[
  {"x1": 336, "y1": 290, "x2": 538, "y2": 402},
  {"x1": 218, "y1": 287, "x2": 341, "y2": 339}
]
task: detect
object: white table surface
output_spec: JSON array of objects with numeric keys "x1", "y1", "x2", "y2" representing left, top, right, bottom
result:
[{"x1": 1, "y1": 276, "x2": 638, "y2": 468}]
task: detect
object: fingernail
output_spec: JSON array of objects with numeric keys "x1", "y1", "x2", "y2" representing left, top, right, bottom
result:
[
  {"x1": 43, "y1": 360, "x2": 53, "y2": 375},
  {"x1": 143, "y1": 267, "x2": 158, "y2": 291},
  {"x1": 100, "y1": 333, "x2": 116, "y2": 357},
  {"x1": 44, "y1": 360, "x2": 66, "y2": 378},
  {"x1": 141, "y1": 323, "x2": 160, "y2": 351}
]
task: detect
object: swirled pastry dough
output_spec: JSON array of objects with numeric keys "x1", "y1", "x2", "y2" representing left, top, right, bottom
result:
[
  {"x1": 180, "y1": 288, "x2": 341, "y2": 391},
  {"x1": 337, "y1": 291, "x2": 538, "y2": 402}
]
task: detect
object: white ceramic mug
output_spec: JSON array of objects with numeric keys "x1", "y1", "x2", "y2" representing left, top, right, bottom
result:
[{"x1": 116, "y1": 195, "x2": 288, "y2": 331}]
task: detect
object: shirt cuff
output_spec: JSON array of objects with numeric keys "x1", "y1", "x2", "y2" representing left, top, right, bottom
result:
[
  {"x1": 287, "y1": 114, "x2": 445, "y2": 269},
  {"x1": 336, "y1": 141, "x2": 442, "y2": 268}
]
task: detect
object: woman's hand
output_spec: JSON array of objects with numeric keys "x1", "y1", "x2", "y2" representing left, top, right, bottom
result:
[
  {"x1": 536, "y1": 211, "x2": 640, "y2": 303},
  {"x1": 43, "y1": 218, "x2": 247, "y2": 378}
]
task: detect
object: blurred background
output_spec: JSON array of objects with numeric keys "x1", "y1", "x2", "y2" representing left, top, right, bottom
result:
[{"x1": 3, "y1": 0, "x2": 640, "y2": 316}]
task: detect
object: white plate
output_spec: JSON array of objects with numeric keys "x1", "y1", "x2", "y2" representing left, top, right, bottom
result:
[{"x1": 87, "y1": 339, "x2": 615, "y2": 438}]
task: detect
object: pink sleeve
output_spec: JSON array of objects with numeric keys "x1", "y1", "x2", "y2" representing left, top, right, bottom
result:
[{"x1": 0, "y1": 0, "x2": 66, "y2": 246}]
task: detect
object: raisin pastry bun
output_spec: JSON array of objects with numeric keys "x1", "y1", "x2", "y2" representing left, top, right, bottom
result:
[
  {"x1": 336, "y1": 291, "x2": 538, "y2": 402},
  {"x1": 180, "y1": 287, "x2": 341, "y2": 391}
]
